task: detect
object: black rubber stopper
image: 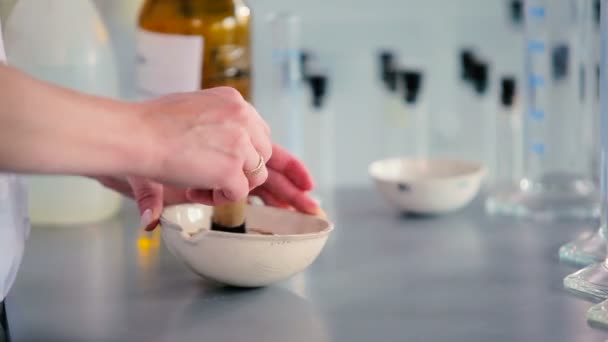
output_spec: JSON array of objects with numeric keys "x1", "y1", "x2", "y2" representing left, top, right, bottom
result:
[
  {"x1": 399, "y1": 70, "x2": 422, "y2": 104},
  {"x1": 385, "y1": 68, "x2": 398, "y2": 93},
  {"x1": 552, "y1": 44, "x2": 569, "y2": 81},
  {"x1": 460, "y1": 49, "x2": 476, "y2": 81},
  {"x1": 510, "y1": 0, "x2": 523, "y2": 24},
  {"x1": 500, "y1": 77, "x2": 516, "y2": 107},
  {"x1": 595, "y1": 0, "x2": 601, "y2": 26},
  {"x1": 210, "y1": 222, "x2": 246, "y2": 234},
  {"x1": 471, "y1": 61, "x2": 489, "y2": 94},
  {"x1": 379, "y1": 50, "x2": 395, "y2": 87},
  {"x1": 308, "y1": 74, "x2": 328, "y2": 109}
]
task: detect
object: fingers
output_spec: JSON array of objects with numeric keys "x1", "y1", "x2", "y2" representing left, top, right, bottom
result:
[
  {"x1": 250, "y1": 187, "x2": 290, "y2": 209},
  {"x1": 266, "y1": 144, "x2": 314, "y2": 191},
  {"x1": 203, "y1": 125, "x2": 266, "y2": 200},
  {"x1": 95, "y1": 176, "x2": 134, "y2": 198},
  {"x1": 185, "y1": 189, "x2": 215, "y2": 205},
  {"x1": 162, "y1": 186, "x2": 190, "y2": 205},
  {"x1": 242, "y1": 138, "x2": 268, "y2": 189},
  {"x1": 207, "y1": 87, "x2": 272, "y2": 164},
  {"x1": 127, "y1": 177, "x2": 164, "y2": 231},
  {"x1": 140, "y1": 86, "x2": 275, "y2": 206},
  {"x1": 261, "y1": 169, "x2": 319, "y2": 214},
  {"x1": 189, "y1": 187, "x2": 247, "y2": 206},
  {"x1": 242, "y1": 102, "x2": 272, "y2": 162}
]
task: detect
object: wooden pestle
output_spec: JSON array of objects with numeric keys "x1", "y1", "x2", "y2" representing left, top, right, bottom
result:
[{"x1": 211, "y1": 199, "x2": 247, "y2": 233}]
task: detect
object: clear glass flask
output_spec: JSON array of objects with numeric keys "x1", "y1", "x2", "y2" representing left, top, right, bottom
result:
[
  {"x1": 563, "y1": 0, "x2": 608, "y2": 302},
  {"x1": 487, "y1": 0, "x2": 599, "y2": 219}
]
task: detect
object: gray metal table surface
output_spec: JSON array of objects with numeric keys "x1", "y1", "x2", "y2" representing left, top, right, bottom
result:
[{"x1": 6, "y1": 187, "x2": 607, "y2": 341}]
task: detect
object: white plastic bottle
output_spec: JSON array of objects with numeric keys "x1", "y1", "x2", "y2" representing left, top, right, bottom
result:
[{"x1": 4, "y1": 0, "x2": 122, "y2": 225}]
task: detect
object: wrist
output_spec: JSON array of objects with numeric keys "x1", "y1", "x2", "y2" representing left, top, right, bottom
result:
[
  {"x1": 120, "y1": 103, "x2": 165, "y2": 180},
  {"x1": 0, "y1": 64, "x2": 156, "y2": 177}
]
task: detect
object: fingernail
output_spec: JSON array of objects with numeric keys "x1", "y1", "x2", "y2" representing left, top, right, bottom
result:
[
  {"x1": 140, "y1": 209, "x2": 152, "y2": 228},
  {"x1": 315, "y1": 207, "x2": 328, "y2": 219}
]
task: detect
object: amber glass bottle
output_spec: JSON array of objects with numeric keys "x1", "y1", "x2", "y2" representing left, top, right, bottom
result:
[
  {"x1": 137, "y1": 0, "x2": 252, "y2": 100},
  {"x1": 137, "y1": 0, "x2": 252, "y2": 233}
]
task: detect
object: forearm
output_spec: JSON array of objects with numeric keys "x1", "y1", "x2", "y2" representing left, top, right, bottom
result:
[{"x1": 0, "y1": 64, "x2": 147, "y2": 177}]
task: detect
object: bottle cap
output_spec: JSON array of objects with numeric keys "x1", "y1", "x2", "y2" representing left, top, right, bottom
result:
[
  {"x1": 308, "y1": 74, "x2": 328, "y2": 108},
  {"x1": 399, "y1": 69, "x2": 422, "y2": 104},
  {"x1": 500, "y1": 77, "x2": 516, "y2": 107}
]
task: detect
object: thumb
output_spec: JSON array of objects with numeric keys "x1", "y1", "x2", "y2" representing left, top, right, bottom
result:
[{"x1": 127, "y1": 177, "x2": 164, "y2": 231}]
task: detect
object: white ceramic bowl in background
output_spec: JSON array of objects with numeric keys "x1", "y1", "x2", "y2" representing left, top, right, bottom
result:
[
  {"x1": 369, "y1": 158, "x2": 486, "y2": 215},
  {"x1": 160, "y1": 203, "x2": 333, "y2": 288}
]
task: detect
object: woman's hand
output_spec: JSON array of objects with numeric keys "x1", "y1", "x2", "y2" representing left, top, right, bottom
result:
[
  {"x1": 134, "y1": 87, "x2": 273, "y2": 203},
  {"x1": 0, "y1": 64, "x2": 320, "y2": 229},
  {"x1": 0, "y1": 65, "x2": 270, "y2": 195},
  {"x1": 97, "y1": 144, "x2": 319, "y2": 231}
]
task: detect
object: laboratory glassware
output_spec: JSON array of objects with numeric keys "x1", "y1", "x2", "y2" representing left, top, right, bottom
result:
[
  {"x1": 559, "y1": 0, "x2": 605, "y2": 267},
  {"x1": 472, "y1": 61, "x2": 497, "y2": 183},
  {"x1": 485, "y1": 76, "x2": 524, "y2": 201},
  {"x1": 587, "y1": 296, "x2": 608, "y2": 330},
  {"x1": 454, "y1": 56, "x2": 495, "y2": 180},
  {"x1": 382, "y1": 66, "x2": 406, "y2": 157},
  {"x1": 4, "y1": 0, "x2": 122, "y2": 225},
  {"x1": 301, "y1": 73, "x2": 335, "y2": 206},
  {"x1": 486, "y1": 0, "x2": 599, "y2": 219},
  {"x1": 266, "y1": 11, "x2": 305, "y2": 157},
  {"x1": 562, "y1": 0, "x2": 608, "y2": 301},
  {"x1": 400, "y1": 69, "x2": 428, "y2": 158},
  {"x1": 382, "y1": 65, "x2": 428, "y2": 160}
]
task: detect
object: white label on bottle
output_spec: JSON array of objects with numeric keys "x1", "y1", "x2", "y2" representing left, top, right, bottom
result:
[{"x1": 136, "y1": 29, "x2": 204, "y2": 98}]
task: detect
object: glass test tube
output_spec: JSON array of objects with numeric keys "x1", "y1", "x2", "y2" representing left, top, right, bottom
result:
[
  {"x1": 382, "y1": 66, "x2": 404, "y2": 158},
  {"x1": 471, "y1": 61, "x2": 497, "y2": 183},
  {"x1": 487, "y1": 0, "x2": 599, "y2": 219},
  {"x1": 399, "y1": 69, "x2": 428, "y2": 159},
  {"x1": 301, "y1": 74, "x2": 335, "y2": 205},
  {"x1": 267, "y1": 12, "x2": 305, "y2": 157},
  {"x1": 494, "y1": 77, "x2": 523, "y2": 182}
]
